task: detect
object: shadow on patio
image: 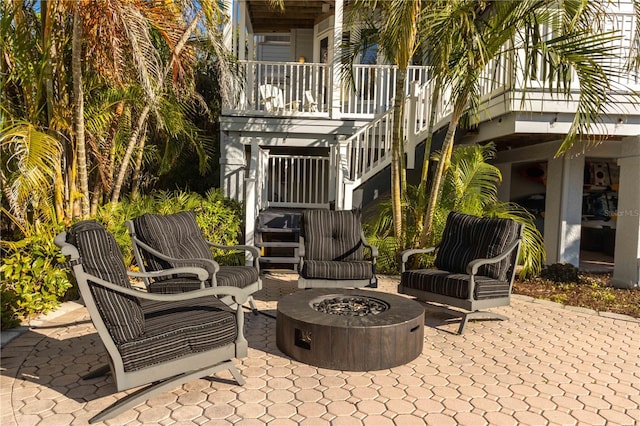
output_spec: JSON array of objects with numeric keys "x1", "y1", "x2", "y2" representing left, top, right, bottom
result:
[{"x1": 1, "y1": 274, "x2": 638, "y2": 425}]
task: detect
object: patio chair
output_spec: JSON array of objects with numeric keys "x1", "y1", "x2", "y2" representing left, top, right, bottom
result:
[
  {"x1": 298, "y1": 209, "x2": 378, "y2": 289},
  {"x1": 304, "y1": 90, "x2": 318, "y2": 112},
  {"x1": 55, "y1": 221, "x2": 247, "y2": 423},
  {"x1": 399, "y1": 212, "x2": 523, "y2": 334},
  {"x1": 259, "y1": 84, "x2": 297, "y2": 112},
  {"x1": 125, "y1": 211, "x2": 262, "y2": 313}
]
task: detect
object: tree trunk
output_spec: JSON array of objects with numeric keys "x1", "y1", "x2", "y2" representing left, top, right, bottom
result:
[
  {"x1": 110, "y1": 104, "x2": 150, "y2": 204},
  {"x1": 110, "y1": 16, "x2": 200, "y2": 205},
  {"x1": 420, "y1": 77, "x2": 442, "y2": 185},
  {"x1": 72, "y1": 2, "x2": 90, "y2": 218},
  {"x1": 413, "y1": 78, "x2": 442, "y2": 249},
  {"x1": 420, "y1": 103, "x2": 464, "y2": 248},
  {"x1": 130, "y1": 127, "x2": 147, "y2": 200},
  {"x1": 391, "y1": 69, "x2": 407, "y2": 244}
]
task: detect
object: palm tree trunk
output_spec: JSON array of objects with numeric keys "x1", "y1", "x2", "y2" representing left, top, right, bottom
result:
[
  {"x1": 110, "y1": 15, "x2": 200, "y2": 205},
  {"x1": 130, "y1": 127, "x2": 147, "y2": 200},
  {"x1": 420, "y1": 103, "x2": 464, "y2": 248},
  {"x1": 420, "y1": 77, "x2": 442, "y2": 185},
  {"x1": 72, "y1": 2, "x2": 90, "y2": 218},
  {"x1": 391, "y1": 69, "x2": 407, "y2": 243},
  {"x1": 110, "y1": 104, "x2": 150, "y2": 204}
]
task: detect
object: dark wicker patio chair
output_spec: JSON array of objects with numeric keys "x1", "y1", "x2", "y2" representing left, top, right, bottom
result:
[
  {"x1": 125, "y1": 211, "x2": 261, "y2": 313},
  {"x1": 55, "y1": 221, "x2": 247, "y2": 423},
  {"x1": 298, "y1": 209, "x2": 378, "y2": 289},
  {"x1": 399, "y1": 212, "x2": 523, "y2": 334}
]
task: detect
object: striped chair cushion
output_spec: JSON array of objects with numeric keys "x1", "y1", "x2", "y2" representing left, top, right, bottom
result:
[
  {"x1": 216, "y1": 266, "x2": 259, "y2": 288},
  {"x1": 301, "y1": 260, "x2": 373, "y2": 280},
  {"x1": 132, "y1": 211, "x2": 216, "y2": 273},
  {"x1": 118, "y1": 297, "x2": 237, "y2": 372},
  {"x1": 435, "y1": 212, "x2": 521, "y2": 280},
  {"x1": 302, "y1": 210, "x2": 364, "y2": 261},
  {"x1": 66, "y1": 221, "x2": 145, "y2": 344},
  {"x1": 148, "y1": 278, "x2": 205, "y2": 294},
  {"x1": 401, "y1": 269, "x2": 511, "y2": 300}
]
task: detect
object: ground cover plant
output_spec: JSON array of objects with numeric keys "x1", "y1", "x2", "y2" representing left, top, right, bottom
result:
[{"x1": 513, "y1": 263, "x2": 640, "y2": 318}]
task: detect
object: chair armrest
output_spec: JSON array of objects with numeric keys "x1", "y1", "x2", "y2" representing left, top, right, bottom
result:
[
  {"x1": 206, "y1": 242, "x2": 260, "y2": 259},
  {"x1": 360, "y1": 231, "x2": 378, "y2": 258},
  {"x1": 298, "y1": 236, "x2": 306, "y2": 258},
  {"x1": 127, "y1": 267, "x2": 209, "y2": 282},
  {"x1": 400, "y1": 247, "x2": 436, "y2": 273},
  {"x1": 466, "y1": 238, "x2": 521, "y2": 275},
  {"x1": 83, "y1": 272, "x2": 248, "y2": 305},
  {"x1": 133, "y1": 237, "x2": 220, "y2": 274}
]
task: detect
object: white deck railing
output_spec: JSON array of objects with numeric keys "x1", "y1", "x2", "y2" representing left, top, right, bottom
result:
[{"x1": 226, "y1": 60, "x2": 430, "y2": 117}]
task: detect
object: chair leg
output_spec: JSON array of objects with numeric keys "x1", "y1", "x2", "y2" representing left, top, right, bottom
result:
[
  {"x1": 82, "y1": 364, "x2": 111, "y2": 380},
  {"x1": 89, "y1": 360, "x2": 244, "y2": 424},
  {"x1": 458, "y1": 312, "x2": 509, "y2": 334},
  {"x1": 248, "y1": 296, "x2": 259, "y2": 315}
]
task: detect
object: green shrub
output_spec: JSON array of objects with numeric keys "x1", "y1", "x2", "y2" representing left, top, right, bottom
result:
[
  {"x1": 0, "y1": 190, "x2": 242, "y2": 330},
  {"x1": 541, "y1": 263, "x2": 579, "y2": 283},
  {"x1": 0, "y1": 222, "x2": 74, "y2": 329},
  {"x1": 96, "y1": 189, "x2": 243, "y2": 265}
]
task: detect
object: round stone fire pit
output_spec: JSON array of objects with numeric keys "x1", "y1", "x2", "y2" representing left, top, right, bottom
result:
[{"x1": 276, "y1": 289, "x2": 424, "y2": 371}]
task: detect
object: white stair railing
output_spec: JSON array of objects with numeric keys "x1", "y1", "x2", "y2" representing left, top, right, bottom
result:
[{"x1": 267, "y1": 154, "x2": 330, "y2": 208}]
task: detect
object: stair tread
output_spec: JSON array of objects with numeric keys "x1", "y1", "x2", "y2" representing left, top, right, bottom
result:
[
  {"x1": 260, "y1": 257, "x2": 299, "y2": 263},
  {"x1": 256, "y1": 242, "x2": 300, "y2": 247},
  {"x1": 257, "y1": 227, "x2": 300, "y2": 233}
]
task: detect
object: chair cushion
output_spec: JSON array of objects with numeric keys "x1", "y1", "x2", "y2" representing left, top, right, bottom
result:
[
  {"x1": 434, "y1": 212, "x2": 521, "y2": 280},
  {"x1": 67, "y1": 221, "x2": 145, "y2": 344},
  {"x1": 132, "y1": 211, "x2": 215, "y2": 273},
  {"x1": 148, "y1": 278, "x2": 205, "y2": 294},
  {"x1": 301, "y1": 260, "x2": 373, "y2": 280},
  {"x1": 302, "y1": 210, "x2": 364, "y2": 261},
  {"x1": 216, "y1": 266, "x2": 260, "y2": 288},
  {"x1": 118, "y1": 297, "x2": 237, "y2": 372},
  {"x1": 401, "y1": 269, "x2": 511, "y2": 300}
]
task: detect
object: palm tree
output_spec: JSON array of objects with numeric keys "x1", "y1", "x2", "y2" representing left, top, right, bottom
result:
[
  {"x1": 343, "y1": 0, "x2": 425, "y2": 245},
  {"x1": 417, "y1": 0, "x2": 631, "y2": 248},
  {"x1": 367, "y1": 142, "x2": 544, "y2": 277}
]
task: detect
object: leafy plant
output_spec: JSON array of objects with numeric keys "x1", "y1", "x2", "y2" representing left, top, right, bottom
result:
[
  {"x1": 95, "y1": 189, "x2": 243, "y2": 265},
  {"x1": 0, "y1": 222, "x2": 74, "y2": 328},
  {"x1": 367, "y1": 143, "x2": 545, "y2": 277}
]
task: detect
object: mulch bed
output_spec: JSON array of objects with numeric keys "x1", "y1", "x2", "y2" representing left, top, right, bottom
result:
[{"x1": 513, "y1": 273, "x2": 640, "y2": 319}]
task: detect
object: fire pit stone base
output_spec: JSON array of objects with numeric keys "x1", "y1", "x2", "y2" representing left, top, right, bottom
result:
[{"x1": 276, "y1": 289, "x2": 424, "y2": 371}]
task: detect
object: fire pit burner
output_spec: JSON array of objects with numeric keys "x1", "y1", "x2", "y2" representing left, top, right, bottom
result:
[{"x1": 311, "y1": 295, "x2": 389, "y2": 316}]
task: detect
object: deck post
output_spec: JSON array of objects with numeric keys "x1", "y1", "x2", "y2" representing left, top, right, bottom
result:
[
  {"x1": 405, "y1": 81, "x2": 420, "y2": 169},
  {"x1": 244, "y1": 140, "x2": 260, "y2": 265},
  {"x1": 331, "y1": 0, "x2": 344, "y2": 119},
  {"x1": 612, "y1": 136, "x2": 640, "y2": 289}
]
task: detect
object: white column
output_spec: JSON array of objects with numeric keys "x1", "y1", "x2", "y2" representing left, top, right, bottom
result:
[
  {"x1": 612, "y1": 136, "x2": 640, "y2": 289},
  {"x1": 496, "y1": 163, "x2": 512, "y2": 202},
  {"x1": 219, "y1": 132, "x2": 246, "y2": 201},
  {"x1": 405, "y1": 81, "x2": 420, "y2": 169},
  {"x1": 544, "y1": 155, "x2": 585, "y2": 266},
  {"x1": 331, "y1": 0, "x2": 343, "y2": 119},
  {"x1": 238, "y1": 0, "x2": 246, "y2": 60},
  {"x1": 244, "y1": 140, "x2": 259, "y2": 264},
  {"x1": 335, "y1": 137, "x2": 350, "y2": 210},
  {"x1": 222, "y1": 0, "x2": 235, "y2": 52}
]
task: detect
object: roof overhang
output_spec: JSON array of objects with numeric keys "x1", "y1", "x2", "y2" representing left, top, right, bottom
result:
[{"x1": 246, "y1": 0, "x2": 334, "y2": 33}]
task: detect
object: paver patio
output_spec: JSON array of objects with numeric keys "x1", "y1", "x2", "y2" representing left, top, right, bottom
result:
[{"x1": 1, "y1": 274, "x2": 639, "y2": 425}]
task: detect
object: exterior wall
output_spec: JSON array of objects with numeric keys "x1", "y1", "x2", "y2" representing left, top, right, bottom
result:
[
  {"x1": 494, "y1": 139, "x2": 640, "y2": 285},
  {"x1": 219, "y1": 133, "x2": 246, "y2": 202},
  {"x1": 291, "y1": 29, "x2": 314, "y2": 62}
]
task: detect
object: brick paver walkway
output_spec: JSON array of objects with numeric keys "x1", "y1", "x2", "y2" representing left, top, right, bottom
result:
[{"x1": 1, "y1": 274, "x2": 639, "y2": 425}]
